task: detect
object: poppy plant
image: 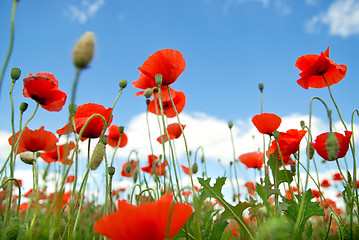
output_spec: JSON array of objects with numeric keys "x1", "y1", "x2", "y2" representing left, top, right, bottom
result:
[
  {"x1": 295, "y1": 47, "x2": 347, "y2": 89},
  {"x1": 94, "y1": 193, "x2": 192, "y2": 240},
  {"x1": 252, "y1": 113, "x2": 281, "y2": 135},
  {"x1": 268, "y1": 129, "x2": 307, "y2": 158},
  {"x1": 157, "y1": 123, "x2": 186, "y2": 144},
  {"x1": 333, "y1": 173, "x2": 344, "y2": 181},
  {"x1": 56, "y1": 103, "x2": 113, "y2": 140},
  {"x1": 311, "y1": 131, "x2": 352, "y2": 161},
  {"x1": 142, "y1": 155, "x2": 167, "y2": 176},
  {"x1": 23, "y1": 72, "x2": 67, "y2": 111},
  {"x1": 106, "y1": 125, "x2": 128, "y2": 148},
  {"x1": 238, "y1": 151, "x2": 264, "y2": 170},
  {"x1": 8, "y1": 126, "x2": 58, "y2": 154},
  {"x1": 40, "y1": 142, "x2": 75, "y2": 165},
  {"x1": 148, "y1": 87, "x2": 186, "y2": 118}
]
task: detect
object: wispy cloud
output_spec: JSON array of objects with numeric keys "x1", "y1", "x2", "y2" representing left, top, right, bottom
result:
[
  {"x1": 64, "y1": 0, "x2": 105, "y2": 23},
  {"x1": 305, "y1": 0, "x2": 359, "y2": 37}
]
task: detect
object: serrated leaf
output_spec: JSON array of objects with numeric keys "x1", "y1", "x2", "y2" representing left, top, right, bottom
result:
[{"x1": 210, "y1": 220, "x2": 228, "y2": 240}]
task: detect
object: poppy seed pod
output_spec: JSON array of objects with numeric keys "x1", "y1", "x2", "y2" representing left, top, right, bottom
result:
[
  {"x1": 119, "y1": 79, "x2": 127, "y2": 89},
  {"x1": 144, "y1": 88, "x2": 153, "y2": 98},
  {"x1": 68, "y1": 104, "x2": 77, "y2": 115},
  {"x1": 19, "y1": 102, "x2": 28, "y2": 113},
  {"x1": 108, "y1": 166, "x2": 115, "y2": 176},
  {"x1": 228, "y1": 121, "x2": 233, "y2": 129},
  {"x1": 19, "y1": 152, "x2": 36, "y2": 165},
  {"x1": 10, "y1": 67, "x2": 21, "y2": 81},
  {"x1": 155, "y1": 74, "x2": 162, "y2": 86},
  {"x1": 90, "y1": 141, "x2": 106, "y2": 170},
  {"x1": 273, "y1": 131, "x2": 280, "y2": 140},
  {"x1": 258, "y1": 83, "x2": 264, "y2": 92},
  {"x1": 326, "y1": 132, "x2": 339, "y2": 161},
  {"x1": 73, "y1": 32, "x2": 95, "y2": 69},
  {"x1": 119, "y1": 126, "x2": 124, "y2": 134}
]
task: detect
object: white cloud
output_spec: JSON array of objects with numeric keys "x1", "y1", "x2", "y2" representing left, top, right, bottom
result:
[
  {"x1": 305, "y1": 0, "x2": 359, "y2": 37},
  {"x1": 64, "y1": 0, "x2": 105, "y2": 23}
]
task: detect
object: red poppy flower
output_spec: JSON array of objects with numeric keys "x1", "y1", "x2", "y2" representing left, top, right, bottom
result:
[
  {"x1": 295, "y1": 47, "x2": 347, "y2": 89},
  {"x1": 23, "y1": 72, "x2": 67, "y2": 111},
  {"x1": 333, "y1": 173, "x2": 343, "y2": 181},
  {"x1": 94, "y1": 193, "x2": 192, "y2": 240},
  {"x1": 8, "y1": 126, "x2": 57, "y2": 154},
  {"x1": 148, "y1": 87, "x2": 186, "y2": 118},
  {"x1": 121, "y1": 161, "x2": 138, "y2": 177},
  {"x1": 14, "y1": 179, "x2": 22, "y2": 187},
  {"x1": 157, "y1": 123, "x2": 186, "y2": 144},
  {"x1": 311, "y1": 189, "x2": 320, "y2": 198},
  {"x1": 56, "y1": 103, "x2": 113, "y2": 141},
  {"x1": 181, "y1": 164, "x2": 190, "y2": 175},
  {"x1": 182, "y1": 191, "x2": 191, "y2": 197},
  {"x1": 244, "y1": 182, "x2": 256, "y2": 196},
  {"x1": 238, "y1": 151, "x2": 264, "y2": 170},
  {"x1": 66, "y1": 175, "x2": 75, "y2": 183},
  {"x1": 40, "y1": 142, "x2": 75, "y2": 165},
  {"x1": 141, "y1": 155, "x2": 167, "y2": 176},
  {"x1": 320, "y1": 179, "x2": 331, "y2": 188},
  {"x1": 311, "y1": 131, "x2": 352, "y2": 161},
  {"x1": 268, "y1": 129, "x2": 307, "y2": 158},
  {"x1": 252, "y1": 113, "x2": 281, "y2": 135},
  {"x1": 132, "y1": 49, "x2": 186, "y2": 92},
  {"x1": 106, "y1": 125, "x2": 128, "y2": 148}
]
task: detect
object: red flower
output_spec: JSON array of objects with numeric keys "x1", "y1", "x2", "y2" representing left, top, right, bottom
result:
[
  {"x1": 321, "y1": 179, "x2": 331, "y2": 188},
  {"x1": 295, "y1": 47, "x2": 347, "y2": 89},
  {"x1": 40, "y1": 142, "x2": 75, "y2": 165},
  {"x1": 56, "y1": 103, "x2": 113, "y2": 141},
  {"x1": 333, "y1": 173, "x2": 343, "y2": 181},
  {"x1": 106, "y1": 125, "x2": 128, "y2": 148},
  {"x1": 311, "y1": 131, "x2": 352, "y2": 161},
  {"x1": 252, "y1": 113, "x2": 281, "y2": 135},
  {"x1": 148, "y1": 87, "x2": 186, "y2": 118},
  {"x1": 14, "y1": 179, "x2": 22, "y2": 187},
  {"x1": 238, "y1": 151, "x2": 264, "y2": 170},
  {"x1": 141, "y1": 155, "x2": 167, "y2": 176},
  {"x1": 94, "y1": 193, "x2": 192, "y2": 240},
  {"x1": 66, "y1": 175, "x2": 75, "y2": 183},
  {"x1": 157, "y1": 123, "x2": 186, "y2": 144},
  {"x1": 182, "y1": 191, "x2": 191, "y2": 197},
  {"x1": 244, "y1": 182, "x2": 256, "y2": 196},
  {"x1": 181, "y1": 164, "x2": 190, "y2": 175},
  {"x1": 121, "y1": 161, "x2": 138, "y2": 178},
  {"x1": 132, "y1": 49, "x2": 186, "y2": 92},
  {"x1": 23, "y1": 72, "x2": 67, "y2": 111},
  {"x1": 311, "y1": 189, "x2": 320, "y2": 198},
  {"x1": 8, "y1": 126, "x2": 57, "y2": 154},
  {"x1": 268, "y1": 129, "x2": 307, "y2": 158}
]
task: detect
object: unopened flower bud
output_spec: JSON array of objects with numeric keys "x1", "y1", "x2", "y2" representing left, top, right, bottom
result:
[
  {"x1": 68, "y1": 104, "x2": 77, "y2": 115},
  {"x1": 5, "y1": 217, "x2": 20, "y2": 240},
  {"x1": 201, "y1": 155, "x2": 205, "y2": 163},
  {"x1": 101, "y1": 135, "x2": 108, "y2": 145},
  {"x1": 300, "y1": 120, "x2": 306, "y2": 129},
  {"x1": 124, "y1": 162, "x2": 132, "y2": 174},
  {"x1": 20, "y1": 152, "x2": 36, "y2": 165},
  {"x1": 1, "y1": 177, "x2": 8, "y2": 190},
  {"x1": 132, "y1": 168, "x2": 138, "y2": 183},
  {"x1": 228, "y1": 121, "x2": 233, "y2": 129},
  {"x1": 258, "y1": 83, "x2": 264, "y2": 92},
  {"x1": 90, "y1": 141, "x2": 106, "y2": 170},
  {"x1": 73, "y1": 32, "x2": 95, "y2": 69},
  {"x1": 108, "y1": 166, "x2": 115, "y2": 176},
  {"x1": 155, "y1": 74, "x2": 162, "y2": 85},
  {"x1": 119, "y1": 126, "x2": 124, "y2": 134},
  {"x1": 326, "y1": 132, "x2": 339, "y2": 161},
  {"x1": 307, "y1": 143, "x2": 315, "y2": 160},
  {"x1": 19, "y1": 102, "x2": 28, "y2": 113},
  {"x1": 192, "y1": 162, "x2": 198, "y2": 174},
  {"x1": 144, "y1": 88, "x2": 153, "y2": 98},
  {"x1": 273, "y1": 130, "x2": 280, "y2": 140},
  {"x1": 10, "y1": 67, "x2": 21, "y2": 81},
  {"x1": 119, "y1": 79, "x2": 127, "y2": 89}
]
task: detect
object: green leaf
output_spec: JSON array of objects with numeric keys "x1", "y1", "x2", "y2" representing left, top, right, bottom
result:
[
  {"x1": 210, "y1": 220, "x2": 228, "y2": 240},
  {"x1": 198, "y1": 177, "x2": 254, "y2": 239},
  {"x1": 268, "y1": 154, "x2": 295, "y2": 186}
]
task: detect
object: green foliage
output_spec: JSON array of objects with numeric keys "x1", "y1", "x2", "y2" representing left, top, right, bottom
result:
[
  {"x1": 254, "y1": 215, "x2": 293, "y2": 240},
  {"x1": 268, "y1": 154, "x2": 295, "y2": 186}
]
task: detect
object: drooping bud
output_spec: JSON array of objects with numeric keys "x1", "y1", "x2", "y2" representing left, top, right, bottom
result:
[
  {"x1": 201, "y1": 155, "x2": 205, "y2": 163},
  {"x1": 132, "y1": 168, "x2": 138, "y2": 183},
  {"x1": 306, "y1": 143, "x2": 315, "y2": 160},
  {"x1": 10, "y1": 67, "x2": 21, "y2": 81},
  {"x1": 228, "y1": 121, "x2": 233, "y2": 129},
  {"x1": 1, "y1": 177, "x2": 8, "y2": 190},
  {"x1": 300, "y1": 120, "x2": 305, "y2": 129},
  {"x1": 258, "y1": 83, "x2": 264, "y2": 92},
  {"x1": 90, "y1": 141, "x2": 106, "y2": 170},
  {"x1": 5, "y1": 217, "x2": 20, "y2": 240},
  {"x1": 108, "y1": 166, "x2": 115, "y2": 176},
  {"x1": 19, "y1": 152, "x2": 36, "y2": 165},
  {"x1": 73, "y1": 32, "x2": 95, "y2": 69},
  {"x1": 19, "y1": 102, "x2": 28, "y2": 113},
  {"x1": 192, "y1": 162, "x2": 198, "y2": 174},
  {"x1": 273, "y1": 130, "x2": 280, "y2": 140},
  {"x1": 124, "y1": 162, "x2": 132, "y2": 174},
  {"x1": 68, "y1": 104, "x2": 77, "y2": 115},
  {"x1": 155, "y1": 74, "x2": 162, "y2": 86},
  {"x1": 144, "y1": 88, "x2": 153, "y2": 98},
  {"x1": 119, "y1": 79, "x2": 127, "y2": 89},
  {"x1": 326, "y1": 132, "x2": 339, "y2": 161}
]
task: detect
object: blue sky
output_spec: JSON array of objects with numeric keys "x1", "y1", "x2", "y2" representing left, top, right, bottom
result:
[{"x1": 0, "y1": 0, "x2": 359, "y2": 199}]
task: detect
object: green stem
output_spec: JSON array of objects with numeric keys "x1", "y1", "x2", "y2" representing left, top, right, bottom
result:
[{"x1": 29, "y1": 162, "x2": 39, "y2": 240}]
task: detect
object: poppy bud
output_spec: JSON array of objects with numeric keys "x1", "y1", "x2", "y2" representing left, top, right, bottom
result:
[
  {"x1": 132, "y1": 168, "x2": 138, "y2": 183},
  {"x1": 90, "y1": 141, "x2": 106, "y2": 170},
  {"x1": 258, "y1": 83, "x2": 264, "y2": 92},
  {"x1": 189, "y1": 150, "x2": 192, "y2": 156},
  {"x1": 300, "y1": 120, "x2": 306, "y2": 129},
  {"x1": 232, "y1": 194, "x2": 236, "y2": 202},
  {"x1": 201, "y1": 155, "x2": 205, "y2": 163},
  {"x1": 101, "y1": 135, "x2": 108, "y2": 145},
  {"x1": 273, "y1": 130, "x2": 280, "y2": 140},
  {"x1": 108, "y1": 166, "x2": 115, "y2": 176},
  {"x1": 326, "y1": 132, "x2": 339, "y2": 161},
  {"x1": 124, "y1": 162, "x2": 132, "y2": 174},
  {"x1": 228, "y1": 121, "x2": 233, "y2": 129},
  {"x1": 119, "y1": 79, "x2": 127, "y2": 89},
  {"x1": 230, "y1": 161, "x2": 233, "y2": 166},
  {"x1": 119, "y1": 126, "x2": 124, "y2": 134},
  {"x1": 19, "y1": 152, "x2": 36, "y2": 165},
  {"x1": 144, "y1": 88, "x2": 153, "y2": 98},
  {"x1": 192, "y1": 162, "x2": 198, "y2": 174},
  {"x1": 10, "y1": 67, "x2": 21, "y2": 81},
  {"x1": 155, "y1": 74, "x2": 162, "y2": 86},
  {"x1": 1, "y1": 177, "x2": 8, "y2": 190},
  {"x1": 68, "y1": 104, "x2": 77, "y2": 115},
  {"x1": 17, "y1": 223, "x2": 29, "y2": 240},
  {"x1": 19, "y1": 102, "x2": 28, "y2": 113},
  {"x1": 5, "y1": 217, "x2": 20, "y2": 240},
  {"x1": 307, "y1": 143, "x2": 315, "y2": 160},
  {"x1": 73, "y1": 32, "x2": 95, "y2": 69}
]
